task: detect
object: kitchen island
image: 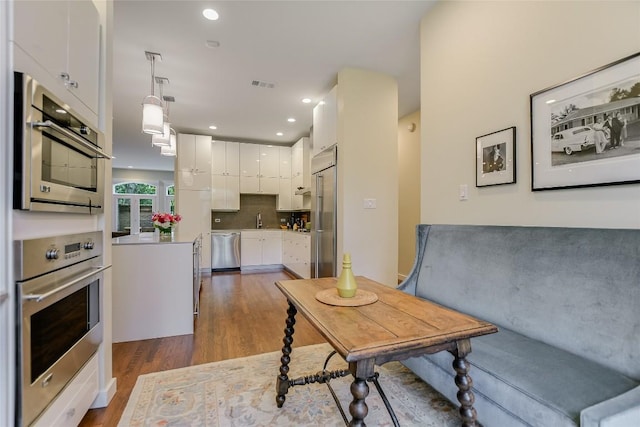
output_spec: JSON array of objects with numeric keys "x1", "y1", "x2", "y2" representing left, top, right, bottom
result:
[{"x1": 112, "y1": 232, "x2": 200, "y2": 342}]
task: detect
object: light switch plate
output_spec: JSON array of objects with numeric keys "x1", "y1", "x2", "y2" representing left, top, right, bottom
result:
[
  {"x1": 459, "y1": 184, "x2": 468, "y2": 201},
  {"x1": 363, "y1": 198, "x2": 377, "y2": 209}
]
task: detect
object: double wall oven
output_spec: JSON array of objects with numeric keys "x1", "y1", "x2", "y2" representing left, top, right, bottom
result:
[
  {"x1": 13, "y1": 72, "x2": 109, "y2": 214},
  {"x1": 15, "y1": 231, "x2": 109, "y2": 426}
]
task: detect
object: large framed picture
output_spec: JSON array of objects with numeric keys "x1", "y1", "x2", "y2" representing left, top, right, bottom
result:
[
  {"x1": 476, "y1": 127, "x2": 516, "y2": 187},
  {"x1": 531, "y1": 51, "x2": 640, "y2": 191}
]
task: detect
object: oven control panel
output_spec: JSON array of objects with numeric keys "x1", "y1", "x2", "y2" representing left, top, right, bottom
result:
[{"x1": 15, "y1": 231, "x2": 103, "y2": 280}]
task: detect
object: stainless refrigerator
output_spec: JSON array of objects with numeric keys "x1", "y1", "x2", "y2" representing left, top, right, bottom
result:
[{"x1": 311, "y1": 145, "x2": 337, "y2": 278}]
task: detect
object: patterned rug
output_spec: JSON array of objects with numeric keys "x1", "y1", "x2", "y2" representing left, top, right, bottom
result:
[{"x1": 118, "y1": 343, "x2": 460, "y2": 426}]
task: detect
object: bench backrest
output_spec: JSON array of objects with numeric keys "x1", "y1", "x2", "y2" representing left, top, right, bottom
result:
[{"x1": 401, "y1": 224, "x2": 640, "y2": 380}]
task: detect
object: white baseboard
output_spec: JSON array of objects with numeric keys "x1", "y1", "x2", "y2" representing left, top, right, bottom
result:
[{"x1": 90, "y1": 377, "x2": 117, "y2": 409}]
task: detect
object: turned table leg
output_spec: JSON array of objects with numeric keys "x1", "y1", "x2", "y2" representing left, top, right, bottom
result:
[
  {"x1": 276, "y1": 302, "x2": 297, "y2": 408},
  {"x1": 348, "y1": 377, "x2": 369, "y2": 426},
  {"x1": 451, "y1": 339, "x2": 479, "y2": 427}
]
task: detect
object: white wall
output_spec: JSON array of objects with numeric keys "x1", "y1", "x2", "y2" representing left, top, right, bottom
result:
[
  {"x1": 337, "y1": 68, "x2": 399, "y2": 286},
  {"x1": 420, "y1": 1, "x2": 640, "y2": 229},
  {"x1": 398, "y1": 111, "x2": 421, "y2": 279}
]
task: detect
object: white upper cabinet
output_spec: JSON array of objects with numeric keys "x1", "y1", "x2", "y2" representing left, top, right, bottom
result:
[
  {"x1": 211, "y1": 141, "x2": 240, "y2": 211},
  {"x1": 279, "y1": 146, "x2": 292, "y2": 178},
  {"x1": 176, "y1": 134, "x2": 212, "y2": 190},
  {"x1": 212, "y1": 141, "x2": 239, "y2": 176},
  {"x1": 311, "y1": 86, "x2": 337, "y2": 158},
  {"x1": 239, "y1": 143, "x2": 279, "y2": 194},
  {"x1": 13, "y1": 0, "x2": 100, "y2": 123}
]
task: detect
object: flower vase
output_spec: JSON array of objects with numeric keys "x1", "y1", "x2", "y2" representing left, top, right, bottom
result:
[
  {"x1": 336, "y1": 253, "x2": 357, "y2": 298},
  {"x1": 158, "y1": 228, "x2": 173, "y2": 242}
]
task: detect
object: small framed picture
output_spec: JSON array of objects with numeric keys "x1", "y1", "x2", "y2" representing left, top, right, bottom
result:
[
  {"x1": 530, "y1": 51, "x2": 640, "y2": 191},
  {"x1": 476, "y1": 127, "x2": 516, "y2": 187}
]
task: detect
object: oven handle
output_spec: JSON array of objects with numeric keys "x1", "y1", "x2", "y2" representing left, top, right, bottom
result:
[
  {"x1": 29, "y1": 120, "x2": 112, "y2": 159},
  {"x1": 22, "y1": 265, "x2": 111, "y2": 302}
]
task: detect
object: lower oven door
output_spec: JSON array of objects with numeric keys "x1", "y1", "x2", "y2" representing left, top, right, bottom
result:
[{"x1": 17, "y1": 261, "x2": 109, "y2": 426}]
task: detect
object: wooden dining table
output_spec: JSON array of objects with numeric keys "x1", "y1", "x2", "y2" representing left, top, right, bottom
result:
[{"x1": 274, "y1": 276, "x2": 498, "y2": 427}]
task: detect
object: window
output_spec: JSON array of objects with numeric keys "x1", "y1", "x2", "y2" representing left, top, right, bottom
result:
[
  {"x1": 113, "y1": 182, "x2": 158, "y2": 234},
  {"x1": 166, "y1": 185, "x2": 175, "y2": 214}
]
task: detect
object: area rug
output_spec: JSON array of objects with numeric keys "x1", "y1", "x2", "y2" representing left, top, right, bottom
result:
[{"x1": 118, "y1": 343, "x2": 460, "y2": 426}]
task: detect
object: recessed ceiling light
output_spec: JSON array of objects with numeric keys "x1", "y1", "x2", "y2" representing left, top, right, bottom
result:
[
  {"x1": 287, "y1": 118, "x2": 296, "y2": 123},
  {"x1": 302, "y1": 98, "x2": 311, "y2": 104},
  {"x1": 202, "y1": 8, "x2": 219, "y2": 21},
  {"x1": 209, "y1": 125, "x2": 217, "y2": 130},
  {"x1": 276, "y1": 132, "x2": 283, "y2": 136}
]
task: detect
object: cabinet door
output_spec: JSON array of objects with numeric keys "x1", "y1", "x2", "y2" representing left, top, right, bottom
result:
[
  {"x1": 259, "y1": 176, "x2": 279, "y2": 194},
  {"x1": 323, "y1": 85, "x2": 338, "y2": 147},
  {"x1": 259, "y1": 145, "x2": 280, "y2": 178},
  {"x1": 226, "y1": 175, "x2": 240, "y2": 210},
  {"x1": 211, "y1": 175, "x2": 226, "y2": 210},
  {"x1": 13, "y1": 0, "x2": 68, "y2": 88},
  {"x1": 241, "y1": 234, "x2": 262, "y2": 267},
  {"x1": 176, "y1": 134, "x2": 196, "y2": 189},
  {"x1": 67, "y1": 0, "x2": 100, "y2": 113},
  {"x1": 211, "y1": 141, "x2": 227, "y2": 175},
  {"x1": 240, "y1": 143, "x2": 260, "y2": 177},
  {"x1": 240, "y1": 176, "x2": 260, "y2": 194},
  {"x1": 195, "y1": 135, "x2": 212, "y2": 174},
  {"x1": 262, "y1": 231, "x2": 283, "y2": 265},
  {"x1": 291, "y1": 140, "x2": 303, "y2": 177},
  {"x1": 291, "y1": 174, "x2": 303, "y2": 210},
  {"x1": 279, "y1": 146, "x2": 292, "y2": 178},
  {"x1": 278, "y1": 178, "x2": 292, "y2": 211},
  {"x1": 226, "y1": 142, "x2": 240, "y2": 175}
]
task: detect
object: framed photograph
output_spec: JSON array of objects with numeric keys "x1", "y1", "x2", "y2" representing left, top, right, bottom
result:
[
  {"x1": 476, "y1": 127, "x2": 516, "y2": 187},
  {"x1": 531, "y1": 51, "x2": 640, "y2": 191}
]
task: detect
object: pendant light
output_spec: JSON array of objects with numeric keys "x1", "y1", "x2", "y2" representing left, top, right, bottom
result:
[
  {"x1": 151, "y1": 78, "x2": 171, "y2": 147},
  {"x1": 142, "y1": 51, "x2": 164, "y2": 135},
  {"x1": 160, "y1": 128, "x2": 177, "y2": 156}
]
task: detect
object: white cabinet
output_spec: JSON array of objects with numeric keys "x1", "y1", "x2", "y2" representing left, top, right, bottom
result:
[
  {"x1": 212, "y1": 175, "x2": 240, "y2": 211},
  {"x1": 32, "y1": 354, "x2": 98, "y2": 427},
  {"x1": 312, "y1": 85, "x2": 338, "y2": 158},
  {"x1": 277, "y1": 146, "x2": 292, "y2": 210},
  {"x1": 282, "y1": 232, "x2": 311, "y2": 279},
  {"x1": 241, "y1": 230, "x2": 282, "y2": 269},
  {"x1": 177, "y1": 134, "x2": 212, "y2": 190},
  {"x1": 239, "y1": 143, "x2": 279, "y2": 194},
  {"x1": 211, "y1": 141, "x2": 240, "y2": 211},
  {"x1": 13, "y1": 0, "x2": 100, "y2": 121},
  {"x1": 291, "y1": 137, "x2": 311, "y2": 210}
]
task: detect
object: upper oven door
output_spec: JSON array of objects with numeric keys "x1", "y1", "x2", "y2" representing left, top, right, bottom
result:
[{"x1": 15, "y1": 73, "x2": 109, "y2": 214}]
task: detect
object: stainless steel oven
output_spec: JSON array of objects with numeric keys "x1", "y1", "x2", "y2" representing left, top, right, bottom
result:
[
  {"x1": 15, "y1": 231, "x2": 109, "y2": 426},
  {"x1": 13, "y1": 72, "x2": 109, "y2": 214}
]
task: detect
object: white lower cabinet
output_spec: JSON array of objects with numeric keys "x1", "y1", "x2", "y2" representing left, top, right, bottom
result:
[
  {"x1": 241, "y1": 230, "x2": 282, "y2": 270},
  {"x1": 33, "y1": 354, "x2": 98, "y2": 427},
  {"x1": 282, "y1": 232, "x2": 311, "y2": 279}
]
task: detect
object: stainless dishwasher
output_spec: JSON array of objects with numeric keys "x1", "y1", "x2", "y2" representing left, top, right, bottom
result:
[{"x1": 211, "y1": 231, "x2": 241, "y2": 271}]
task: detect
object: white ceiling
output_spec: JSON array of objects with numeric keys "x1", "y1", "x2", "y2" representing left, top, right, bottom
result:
[{"x1": 112, "y1": 1, "x2": 435, "y2": 171}]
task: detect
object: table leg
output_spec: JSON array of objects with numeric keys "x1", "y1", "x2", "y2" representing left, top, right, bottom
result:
[
  {"x1": 451, "y1": 339, "x2": 479, "y2": 427},
  {"x1": 348, "y1": 377, "x2": 369, "y2": 426},
  {"x1": 276, "y1": 302, "x2": 297, "y2": 408}
]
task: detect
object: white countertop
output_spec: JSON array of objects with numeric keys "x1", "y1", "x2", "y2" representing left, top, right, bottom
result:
[{"x1": 112, "y1": 232, "x2": 196, "y2": 245}]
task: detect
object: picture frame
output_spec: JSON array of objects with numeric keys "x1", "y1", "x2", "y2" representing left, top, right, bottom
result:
[
  {"x1": 530, "y1": 51, "x2": 640, "y2": 191},
  {"x1": 476, "y1": 126, "x2": 516, "y2": 187}
]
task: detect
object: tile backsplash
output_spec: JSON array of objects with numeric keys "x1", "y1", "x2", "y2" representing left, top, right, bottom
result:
[{"x1": 211, "y1": 194, "x2": 309, "y2": 230}]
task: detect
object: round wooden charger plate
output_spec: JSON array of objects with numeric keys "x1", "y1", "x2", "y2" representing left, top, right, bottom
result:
[{"x1": 315, "y1": 288, "x2": 378, "y2": 307}]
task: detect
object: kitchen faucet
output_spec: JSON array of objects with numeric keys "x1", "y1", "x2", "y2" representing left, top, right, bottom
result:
[{"x1": 257, "y1": 213, "x2": 262, "y2": 229}]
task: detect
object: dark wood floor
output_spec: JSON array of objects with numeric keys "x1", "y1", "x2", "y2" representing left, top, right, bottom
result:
[{"x1": 79, "y1": 270, "x2": 325, "y2": 427}]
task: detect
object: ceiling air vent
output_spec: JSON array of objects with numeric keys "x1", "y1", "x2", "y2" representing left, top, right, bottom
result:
[{"x1": 251, "y1": 80, "x2": 275, "y2": 89}]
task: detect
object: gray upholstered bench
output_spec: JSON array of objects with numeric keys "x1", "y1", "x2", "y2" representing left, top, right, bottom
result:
[{"x1": 398, "y1": 225, "x2": 640, "y2": 427}]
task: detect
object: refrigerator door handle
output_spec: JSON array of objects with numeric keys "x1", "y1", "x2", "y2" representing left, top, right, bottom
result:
[{"x1": 316, "y1": 173, "x2": 324, "y2": 231}]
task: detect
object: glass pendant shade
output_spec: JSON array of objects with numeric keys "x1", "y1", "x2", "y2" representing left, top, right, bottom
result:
[
  {"x1": 161, "y1": 129, "x2": 177, "y2": 156},
  {"x1": 142, "y1": 95, "x2": 164, "y2": 134},
  {"x1": 152, "y1": 121, "x2": 171, "y2": 146}
]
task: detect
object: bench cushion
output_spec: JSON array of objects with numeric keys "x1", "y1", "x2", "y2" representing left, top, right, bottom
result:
[{"x1": 402, "y1": 327, "x2": 638, "y2": 427}]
